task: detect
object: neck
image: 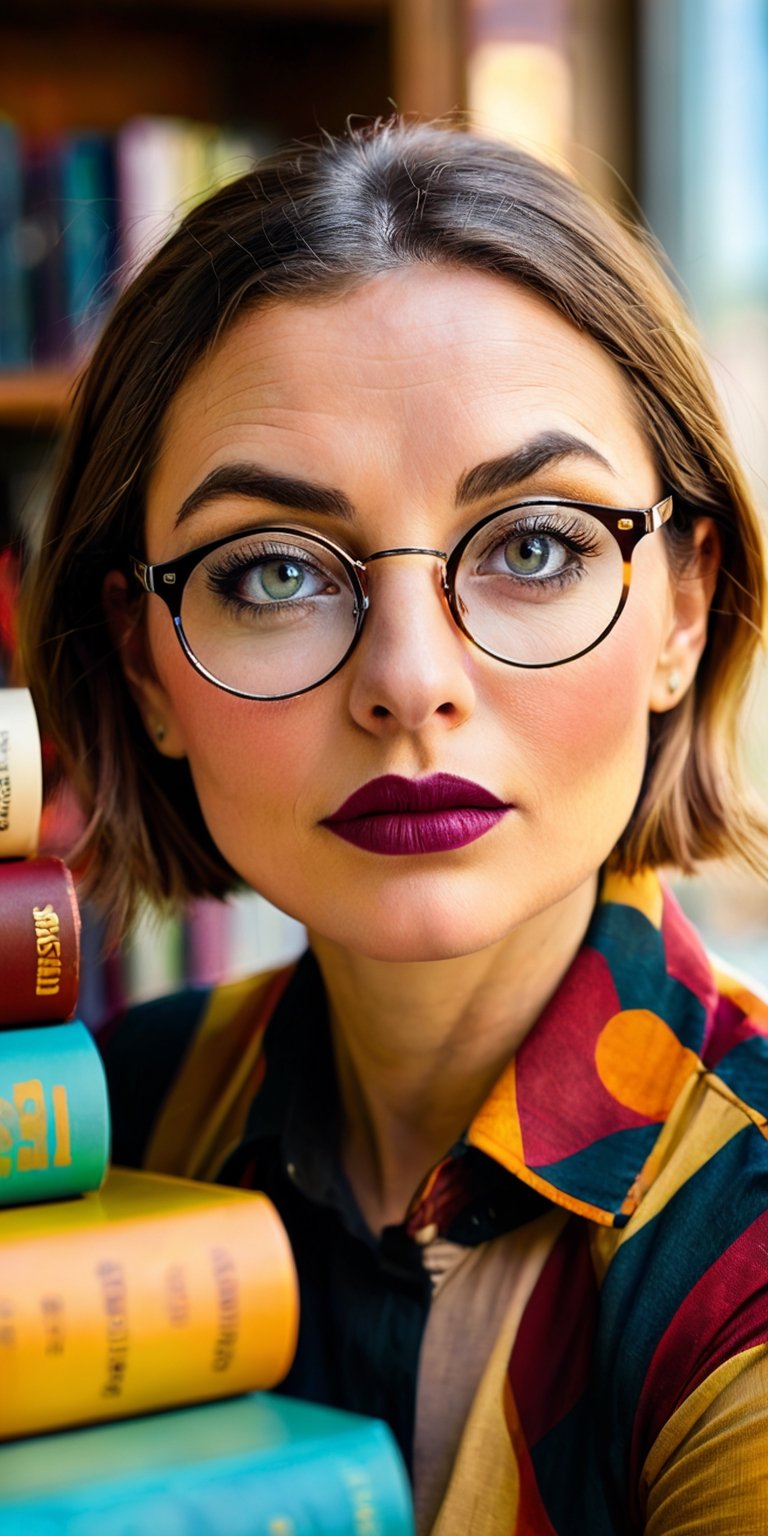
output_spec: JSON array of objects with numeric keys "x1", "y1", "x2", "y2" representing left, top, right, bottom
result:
[{"x1": 309, "y1": 873, "x2": 598, "y2": 1234}]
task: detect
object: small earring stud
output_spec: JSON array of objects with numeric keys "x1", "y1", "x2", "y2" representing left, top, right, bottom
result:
[
  {"x1": 666, "y1": 669, "x2": 681, "y2": 695},
  {"x1": 155, "y1": 722, "x2": 166, "y2": 743}
]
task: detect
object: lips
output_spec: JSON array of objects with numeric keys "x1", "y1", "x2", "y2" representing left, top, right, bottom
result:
[{"x1": 321, "y1": 773, "x2": 511, "y2": 855}]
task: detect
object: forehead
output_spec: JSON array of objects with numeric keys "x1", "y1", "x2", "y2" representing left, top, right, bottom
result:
[{"x1": 149, "y1": 265, "x2": 655, "y2": 534}]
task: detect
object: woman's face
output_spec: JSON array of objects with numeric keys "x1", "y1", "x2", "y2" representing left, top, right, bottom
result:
[{"x1": 140, "y1": 266, "x2": 685, "y2": 961}]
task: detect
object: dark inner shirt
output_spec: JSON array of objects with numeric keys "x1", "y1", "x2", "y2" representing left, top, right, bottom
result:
[{"x1": 103, "y1": 949, "x2": 552, "y2": 1476}]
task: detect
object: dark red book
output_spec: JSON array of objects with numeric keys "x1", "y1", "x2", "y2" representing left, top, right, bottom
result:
[{"x1": 0, "y1": 856, "x2": 80, "y2": 1026}]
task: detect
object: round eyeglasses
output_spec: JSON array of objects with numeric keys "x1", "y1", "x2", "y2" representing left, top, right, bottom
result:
[{"x1": 130, "y1": 495, "x2": 674, "y2": 700}]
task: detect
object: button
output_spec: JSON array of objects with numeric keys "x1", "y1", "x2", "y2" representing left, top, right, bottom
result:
[
  {"x1": 286, "y1": 1162, "x2": 297, "y2": 1181},
  {"x1": 413, "y1": 1223, "x2": 438, "y2": 1245}
]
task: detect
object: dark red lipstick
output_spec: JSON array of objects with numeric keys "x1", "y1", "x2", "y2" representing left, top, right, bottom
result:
[{"x1": 321, "y1": 773, "x2": 511, "y2": 855}]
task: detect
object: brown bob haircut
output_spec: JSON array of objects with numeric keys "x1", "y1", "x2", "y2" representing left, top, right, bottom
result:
[{"x1": 21, "y1": 118, "x2": 768, "y2": 934}]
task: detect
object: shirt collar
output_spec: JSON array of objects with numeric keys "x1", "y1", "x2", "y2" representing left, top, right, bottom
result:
[
  {"x1": 467, "y1": 868, "x2": 718, "y2": 1226},
  {"x1": 247, "y1": 868, "x2": 718, "y2": 1230}
]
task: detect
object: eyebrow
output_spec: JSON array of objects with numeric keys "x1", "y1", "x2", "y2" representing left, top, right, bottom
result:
[
  {"x1": 172, "y1": 429, "x2": 616, "y2": 528},
  {"x1": 455, "y1": 430, "x2": 615, "y2": 506},
  {"x1": 174, "y1": 466, "x2": 355, "y2": 528}
]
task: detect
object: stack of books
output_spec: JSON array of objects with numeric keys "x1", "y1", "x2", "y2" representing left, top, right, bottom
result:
[
  {"x1": 0, "y1": 689, "x2": 416, "y2": 1534},
  {"x1": 0, "y1": 689, "x2": 108, "y2": 1207}
]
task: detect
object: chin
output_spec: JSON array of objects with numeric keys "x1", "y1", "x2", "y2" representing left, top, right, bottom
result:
[
  {"x1": 309, "y1": 885, "x2": 531, "y2": 964},
  {"x1": 355, "y1": 928, "x2": 490, "y2": 964}
]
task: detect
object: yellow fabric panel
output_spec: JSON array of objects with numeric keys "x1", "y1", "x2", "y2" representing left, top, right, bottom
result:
[
  {"x1": 429, "y1": 1209, "x2": 567, "y2": 1536},
  {"x1": 600, "y1": 867, "x2": 665, "y2": 929},
  {"x1": 593, "y1": 1074, "x2": 750, "y2": 1274},
  {"x1": 145, "y1": 970, "x2": 281, "y2": 1180},
  {"x1": 642, "y1": 1346, "x2": 768, "y2": 1535}
]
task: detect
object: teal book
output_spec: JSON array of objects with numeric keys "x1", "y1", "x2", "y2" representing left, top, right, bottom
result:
[
  {"x1": 0, "y1": 119, "x2": 30, "y2": 365},
  {"x1": 0, "y1": 1020, "x2": 109, "y2": 1206},
  {"x1": 0, "y1": 1393, "x2": 417, "y2": 1536},
  {"x1": 59, "y1": 131, "x2": 117, "y2": 357}
]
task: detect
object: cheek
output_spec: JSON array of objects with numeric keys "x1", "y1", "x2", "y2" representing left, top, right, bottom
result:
[
  {"x1": 151, "y1": 613, "x2": 332, "y2": 841},
  {"x1": 504, "y1": 560, "x2": 671, "y2": 809},
  {"x1": 543, "y1": 653, "x2": 650, "y2": 761},
  {"x1": 493, "y1": 637, "x2": 654, "y2": 837},
  {"x1": 180, "y1": 689, "x2": 317, "y2": 807}
]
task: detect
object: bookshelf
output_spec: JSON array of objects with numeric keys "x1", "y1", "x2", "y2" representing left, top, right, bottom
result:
[
  {"x1": 0, "y1": 0, "x2": 640, "y2": 433},
  {"x1": 0, "y1": 369, "x2": 75, "y2": 429},
  {"x1": 0, "y1": 0, "x2": 467, "y2": 435}
]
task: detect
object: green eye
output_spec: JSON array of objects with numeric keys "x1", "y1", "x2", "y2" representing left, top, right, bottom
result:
[
  {"x1": 258, "y1": 559, "x2": 305, "y2": 599},
  {"x1": 504, "y1": 534, "x2": 564, "y2": 576}
]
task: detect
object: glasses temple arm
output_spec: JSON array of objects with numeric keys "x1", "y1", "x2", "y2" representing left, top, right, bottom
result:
[
  {"x1": 649, "y1": 495, "x2": 674, "y2": 532},
  {"x1": 130, "y1": 556, "x2": 155, "y2": 594}
]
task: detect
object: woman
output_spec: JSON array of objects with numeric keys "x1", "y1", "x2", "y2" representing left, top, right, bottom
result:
[{"x1": 22, "y1": 120, "x2": 768, "y2": 1533}]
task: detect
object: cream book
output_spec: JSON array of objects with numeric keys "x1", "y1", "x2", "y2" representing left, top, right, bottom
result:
[{"x1": 0, "y1": 688, "x2": 43, "y2": 858}]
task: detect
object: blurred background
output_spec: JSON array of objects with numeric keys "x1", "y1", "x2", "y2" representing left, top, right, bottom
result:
[{"x1": 0, "y1": 0, "x2": 765, "y2": 1015}]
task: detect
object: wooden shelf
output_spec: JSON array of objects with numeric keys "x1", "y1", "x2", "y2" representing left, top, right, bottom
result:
[
  {"x1": 0, "y1": 370, "x2": 78, "y2": 429},
  {"x1": 2, "y1": 0, "x2": 387, "y2": 15}
]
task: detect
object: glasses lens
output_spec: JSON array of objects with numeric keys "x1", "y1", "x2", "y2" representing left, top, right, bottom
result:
[
  {"x1": 181, "y1": 531, "x2": 360, "y2": 697},
  {"x1": 453, "y1": 505, "x2": 625, "y2": 665}
]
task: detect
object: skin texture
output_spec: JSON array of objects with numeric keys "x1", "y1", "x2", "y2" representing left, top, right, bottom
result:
[{"x1": 110, "y1": 266, "x2": 717, "y2": 1229}]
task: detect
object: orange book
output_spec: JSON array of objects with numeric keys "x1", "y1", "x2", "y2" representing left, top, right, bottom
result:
[{"x1": 0, "y1": 1167, "x2": 299, "y2": 1440}]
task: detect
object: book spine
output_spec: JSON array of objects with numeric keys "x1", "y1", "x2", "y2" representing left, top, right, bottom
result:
[
  {"x1": 22, "y1": 136, "x2": 71, "y2": 363},
  {"x1": 0, "y1": 121, "x2": 30, "y2": 367},
  {"x1": 0, "y1": 1191, "x2": 298, "y2": 1439},
  {"x1": 0, "y1": 1410, "x2": 415, "y2": 1536},
  {"x1": 59, "y1": 132, "x2": 117, "y2": 359},
  {"x1": 0, "y1": 1021, "x2": 109, "y2": 1206},
  {"x1": 0, "y1": 688, "x2": 42, "y2": 859},
  {"x1": 0, "y1": 855, "x2": 80, "y2": 1025},
  {"x1": 120, "y1": 901, "x2": 184, "y2": 1004},
  {"x1": 184, "y1": 896, "x2": 230, "y2": 987}
]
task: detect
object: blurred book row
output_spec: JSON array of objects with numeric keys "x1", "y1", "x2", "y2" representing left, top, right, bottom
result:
[
  {"x1": 80, "y1": 886, "x2": 305, "y2": 1031},
  {"x1": 0, "y1": 115, "x2": 274, "y2": 368}
]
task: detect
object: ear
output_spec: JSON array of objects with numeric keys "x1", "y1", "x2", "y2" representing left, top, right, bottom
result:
[
  {"x1": 102, "y1": 571, "x2": 187, "y2": 758},
  {"x1": 648, "y1": 517, "x2": 721, "y2": 714}
]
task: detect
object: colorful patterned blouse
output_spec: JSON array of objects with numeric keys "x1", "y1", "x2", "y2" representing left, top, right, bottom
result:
[{"x1": 101, "y1": 869, "x2": 768, "y2": 1534}]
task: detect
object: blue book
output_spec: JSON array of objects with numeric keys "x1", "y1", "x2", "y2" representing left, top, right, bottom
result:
[
  {"x1": 0, "y1": 1393, "x2": 416, "y2": 1536},
  {"x1": 22, "y1": 135, "x2": 69, "y2": 362},
  {"x1": 20, "y1": 130, "x2": 117, "y2": 364},
  {"x1": 0, "y1": 119, "x2": 30, "y2": 365},
  {"x1": 58, "y1": 131, "x2": 117, "y2": 357},
  {"x1": 0, "y1": 1021, "x2": 110, "y2": 1206}
]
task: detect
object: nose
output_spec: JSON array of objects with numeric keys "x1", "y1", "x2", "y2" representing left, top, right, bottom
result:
[{"x1": 346, "y1": 551, "x2": 477, "y2": 735}]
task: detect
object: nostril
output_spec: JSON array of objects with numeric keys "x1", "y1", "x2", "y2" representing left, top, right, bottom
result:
[
  {"x1": 436, "y1": 701, "x2": 454, "y2": 715},
  {"x1": 372, "y1": 704, "x2": 391, "y2": 718}
]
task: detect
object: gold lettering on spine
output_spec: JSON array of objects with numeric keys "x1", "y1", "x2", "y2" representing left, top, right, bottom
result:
[
  {"x1": 0, "y1": 1102, "x2": 15, "y2": 1177},
  {"x1": 14, "y1": 1079, "x2": 48, "y2": 1171},
  {"x1": 0, "y1": 729, "x2": 10, "y2": 832},
  {"x1": 0, "y1": 1081, "x2": 72, "y2": 1174},
  {"x1": 52, "y1": 1085, "x2": 72, "y2": 1167},
  {"x1": 32, "y1": 903, "x2": 63, "y2": 997}
]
